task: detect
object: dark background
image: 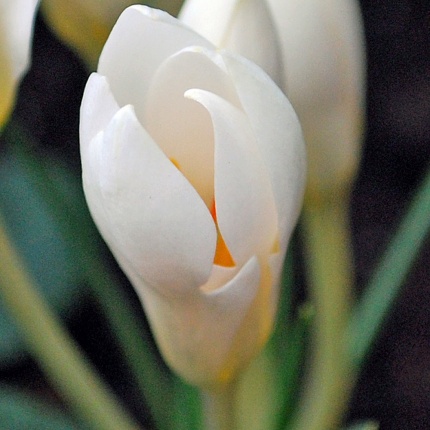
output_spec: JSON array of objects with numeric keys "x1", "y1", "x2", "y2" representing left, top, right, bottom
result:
[
  {"x1": 2, "y1": 1, "x2": 430, "y2": 429},
  {"x1": 349, "y1": 1, "x2": 430, "y2": 428}
]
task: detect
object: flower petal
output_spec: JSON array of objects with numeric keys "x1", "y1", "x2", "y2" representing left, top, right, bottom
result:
[
  {"x1": 179, "y1": 0, "x2": 240, "y2": 47},
  {"x1": 82, "y1": 104, "x2": 217, "y2": 294},
  {"x1": 134, "y1": 255, "x2": 261, "y2": 386},
  {"x1": 1, "y1": 0, "x2": 39, "y2": 79},
  {"x1": 97, "y1": 5, "x2": 213, "y2": 120},
  {"x1": 186, "y1": 88, "x2": 278, "y2": 266},
  {"x1": 222, "y1": 52, "x2": 306, "y2": 247},
  {"x1": 199, "y1": 264, "x2": 238, "y2": 293},
  {"x1": 80, "y1": 73, "x2": 120, "y2": 150},
  {"x1": 266, "y1": 0, "x2": 364, "y2": 195},
  {"x1": 180, "y1": 0, "x2": 283, "y2": 86},
  {"x1": 144, "y1": 46, "x2": 240, "y2": 207},
  {"x1": 0, "y1": 0, "x2": 38, "y2": 124}
]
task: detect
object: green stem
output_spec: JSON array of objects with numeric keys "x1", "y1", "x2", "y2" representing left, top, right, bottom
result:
[
  {"x1": 234, "y1": 249, "x2": 311, "y2": 430},
  {"x1": 292, "y1": 196, "x2": 354, "y2": 430},
  {"x1": 348, "y1": 166, "x2": 430, "y2": 369},
  {"x1": 202, "y1": 382, "x2": 237, "y2": 430},
  {"x1": 0, "y1": 216, "x2": 141, "y2": 430}
]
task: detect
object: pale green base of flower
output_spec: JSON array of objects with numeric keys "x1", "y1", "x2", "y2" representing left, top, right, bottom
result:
[
  {"x1": 202, "y1": 381, "x2": 238, "y2": 430},
  {"x1": 292, "y1": 194, "x2": 354, "y2": 430}
]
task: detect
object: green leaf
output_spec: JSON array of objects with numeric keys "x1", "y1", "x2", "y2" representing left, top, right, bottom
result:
[
  {"x1": 0, "y1": 137, "x2": 84, "y2": 364},
  {"x1": 0, "y1": 385, "x2": 83, "y2": 429},
  {"x1": 348, "y1": 165, "x2": 430, "y2": 369}
]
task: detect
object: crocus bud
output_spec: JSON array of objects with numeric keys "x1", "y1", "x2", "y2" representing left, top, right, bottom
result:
[
  {"x1": 80, "y1": 6, "x2": 306, "y2": 388},
  {"x1": 266, "y1": 0, "x2": 365, "y2": 202},
  {"x1": 180, "y1": 0, "x2": 365, "y2": 202},
  {"x1": 41, "y1": 0, "x2": 186, "y2": 69},
  {"x1": 0, "y1": 0, "x2": 39, "y2": 127}
]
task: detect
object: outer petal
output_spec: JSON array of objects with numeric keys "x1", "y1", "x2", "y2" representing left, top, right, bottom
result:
[
  {"x1": 179, "y1": 0, "x2": 241, "y2": 46},
  {"x1": 222, "y1": 52, "x2": 306, "y2": 247},
  {"x1": 1, "y1": 0, "x2": 38, "y2": 78},
  {"x1": 82, "y1": 104, "x2": 216, "y2": 295},
  {"x1": 180, "y1": 0, "x2": 283, "y2": 86},
  {"x1": 135, "y1": 256, "x2": 261, "y2": 387},
  {"x1": 97, "y1": 5, "x2": 214, "y2": 121},
  {"x1": 144, "y1": 47, "x2": 240, "y2": 206},
  {"x1": 186, "y1": 89, "x2": 278, "y2": 266},
  {"x1": 80, "y1": 73, "x2": 120, "y2": 150}
]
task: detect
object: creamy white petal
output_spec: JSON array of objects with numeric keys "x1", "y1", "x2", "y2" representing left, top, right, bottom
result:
[
  {"x1": 144, "y1": 46, "x2": 240, "y2": 206},
  {"x1": 179, "y1": 0, "x2": 283, "y2": 86},
  {"x1": 186, "y1": 89, "x2": 278, "y2": 266},
  {"x1": 135, "y1": 255, "x2": 261, "y2": 386},
  {"x1": 82, "y1": 105, "x2": 216, "y2": 295},
  {"x1": 266, "y1": 0, "x2": 364, "y2": 113},
  {"x1": 266, "y1": 0, "x2": 364, "y2": 194},
  {"x1": 221, "y1": 0, "x2": 283, "y2": 86},
  {"x1": 200, "y1": 264, "x2": 238, "y2": 293},
  {"x1": 0, "y1": 0, "x2": 39, "y2": 124},
  {"x1": 97, "y1": 5, "x2": 213, "y2": 120},
  {"x1": 1, "y1": 0, "x2": 39, "y2": 79},
  {"x1": 80, "y1": 73, "x2": 120, "y2": 151},
  {"x1": 222, "y1": 52, "x2": 306, "y2": 247},
  {"x1": 179, "y1": 0, "x2": 240, "y2": 46}
]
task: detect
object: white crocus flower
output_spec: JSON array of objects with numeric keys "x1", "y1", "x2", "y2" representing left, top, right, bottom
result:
[
  {"x1": 80, "y1": 5, "x2": 306, "y2": 388},
  {"x1": 180, "y1": 0, "x2": 365, "y2": 200},
  {"x1": 0, "y1": 0, "x2": 39, "y2": 127},
  {"x1": 266, "y1": 0, "x2": 365, "y2": 200}
]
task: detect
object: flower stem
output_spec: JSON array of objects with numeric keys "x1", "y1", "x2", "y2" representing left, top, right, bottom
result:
[
  {"x1": 0, "y1": 215, "x2": 141, "y2": 430},
  {"x1": 292, "y1": 195, "x2": 354, "y2": 430},
  {"x1": 202, "y1": 382, "x2": 237, "y2": 430}
]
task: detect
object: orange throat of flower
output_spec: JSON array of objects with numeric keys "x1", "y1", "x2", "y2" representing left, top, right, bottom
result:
[
  {"x1": 210, "y1": 200, "x2": 235, "y2": 268},
  {"x1": 170, "y1": 157, "x2": 235, "y2": 268}
]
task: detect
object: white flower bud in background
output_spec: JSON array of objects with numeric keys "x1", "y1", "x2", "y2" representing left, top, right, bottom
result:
[
  {"x1": 267, "y1": 0, "x2": 365, "y2": 200},
  {"x1": 0, "y1": 0, "x2": 39, "y2": 127},
  {"x1": 180, "y1": 0, "x2": 366, "y2": 201},
  {"x1": 80, "y1": 6, "x2": 306, "y2": 388}
]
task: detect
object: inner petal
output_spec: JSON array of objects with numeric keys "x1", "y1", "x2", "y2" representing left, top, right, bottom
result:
[
  {"x1": 98, "y1": 6, "x2": 214, "y2": 118},
  {"x1": 186, "y1": 89, "x2": 279, "y2": 266},
  {"x1": 144, "y1": 46, "x2": 240, "y2": 207}
]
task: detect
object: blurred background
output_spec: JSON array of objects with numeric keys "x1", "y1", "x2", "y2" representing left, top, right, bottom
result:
[{"x1": 0, "y1": 1, "x2": 429, "y2": 429}]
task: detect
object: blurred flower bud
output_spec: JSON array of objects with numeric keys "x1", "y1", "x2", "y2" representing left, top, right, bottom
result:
[{"x1": 0, "y1": 0, "x2": 39, "y2": 127}]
